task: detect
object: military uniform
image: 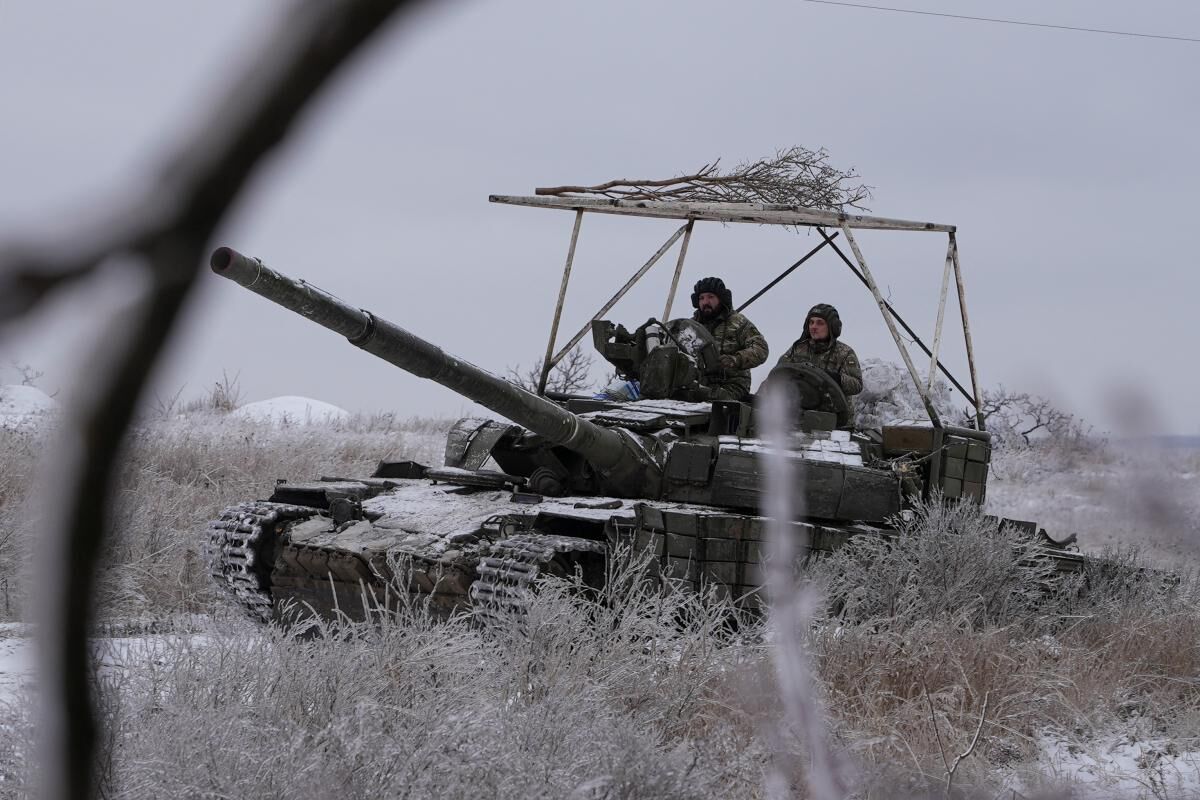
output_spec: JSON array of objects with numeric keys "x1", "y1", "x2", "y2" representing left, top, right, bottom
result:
[
  {"x1": 777, "y1": 303, "x2": 862, "y2": 416},
  {"x1": 690, "y1": 277, "x2": 768, "y2": 402}
]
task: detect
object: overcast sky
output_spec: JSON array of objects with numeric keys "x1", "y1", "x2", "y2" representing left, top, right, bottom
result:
[{"x1": 1, "y1": 0, "x2": 1197, "y2": 434}]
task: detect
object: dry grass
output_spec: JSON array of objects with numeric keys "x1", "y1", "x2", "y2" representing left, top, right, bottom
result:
[
  {"x1": 2, "y1": 556, "x2": 771, "y2": 799},
  {"x1": 0, "y1": 412, "x2": 448, "y2": 621},
  {"x1": 806, "y1": 498, "x2": 1200, "y2": 797},
  {"x1": 0, "y1": 427, "x2": 44, "y2": 620},
  {"x1": 2, "y1": 414, "x2": 1199, "y2": 798}
]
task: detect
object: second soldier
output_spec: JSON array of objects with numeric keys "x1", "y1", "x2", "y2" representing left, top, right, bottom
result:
[{"x1": 776, "y1": 302, "x2": 863, "y2": 419}]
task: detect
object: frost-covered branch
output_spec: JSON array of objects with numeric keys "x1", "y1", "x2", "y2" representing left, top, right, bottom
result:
[
  {"x1": 8, "y1": 3, "x2": 417, "y2": 798},
  {"x1": 923, "y1": 680, "x2": 991, "y2": 796},
  {"x1": 760, "y1": 386, "x2": 849, "y2": 799},
  {"x1": 972, "y1": 386, "x2": 1091, "y2": 448}
]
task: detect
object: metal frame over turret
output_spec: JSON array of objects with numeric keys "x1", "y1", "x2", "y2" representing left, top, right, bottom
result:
[{"x1": 488, "y1": 194, "x2": 983, "y2": 432}]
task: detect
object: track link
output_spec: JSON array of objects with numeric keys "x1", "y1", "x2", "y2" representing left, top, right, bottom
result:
[
  {"x1": 469, "y1": 533, "x2": 605, "y2": 625},
  {"x1": 206, "y1": 501, "x2": 319, "y2": 622}
]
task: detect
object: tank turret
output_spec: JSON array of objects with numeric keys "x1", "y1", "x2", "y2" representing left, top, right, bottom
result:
[
  {"x1": 210, "y1": 247, "x2": 904, "y2": 523},
  {"x1": 211, "y1": 250, "x2": 907, "y2": 522}
]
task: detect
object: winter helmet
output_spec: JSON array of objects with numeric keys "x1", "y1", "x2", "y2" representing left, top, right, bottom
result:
[
  {"x1": 800, "y1": 303, "x2": 842, "y2": 341},
  {"x1": 690, "y1": 277, "x2": 733, "y2": 311}
]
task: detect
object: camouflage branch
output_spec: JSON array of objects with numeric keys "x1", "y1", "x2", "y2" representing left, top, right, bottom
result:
[{"x1": 535, "y1": 146, "x2": 872, "y2": 211}]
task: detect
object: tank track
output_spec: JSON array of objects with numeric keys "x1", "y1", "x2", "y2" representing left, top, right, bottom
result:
[
  {"x1": 206, "y1": 501, "x2": 319, "y2": 622},
  {"x1": 469, "y1": 533, "x2": 605, "y2": 625}
]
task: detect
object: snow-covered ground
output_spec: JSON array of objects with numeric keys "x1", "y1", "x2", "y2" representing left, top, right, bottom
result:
[
  {"x1": 0, "y1": 384, "x2": 58, "y2": 431},
  {"x1": 0, "y1": 625, "x2": 34, "y2": 704},
  {"x1": 986, "y1": 443, "x2": 1200, "y2": 569},
  {"x1": 0, "y1": 624, "x2": 211, "y2": 708},
  {"x1": 1016, "y1": 729, "x2": 1200, "y2": 798}
]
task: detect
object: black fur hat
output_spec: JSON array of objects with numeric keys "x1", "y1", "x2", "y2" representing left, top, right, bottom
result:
[
  {"x1": 800, "y1": 303, "x2": 842, "y2": 341},
  {"x1": 691, "y1": 277, "x2": 733, "y2": 311}
]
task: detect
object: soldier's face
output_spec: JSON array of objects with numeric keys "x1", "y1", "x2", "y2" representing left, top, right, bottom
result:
[
  {"x1": 808, "y1": 316, "x2": 829, "y2": 340},
  {"x1": 698, "y1": 292, "x2": 721, "y2": 315}
]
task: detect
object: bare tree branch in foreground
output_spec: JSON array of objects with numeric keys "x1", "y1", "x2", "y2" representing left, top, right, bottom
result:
[
  {"x1": 0, "y1": 2, "x2": 417, "y2": 797},
  {"x1": 535, "y1": 146, "x2": 872, "y2": 210},
  {"x1": 759, "y1": 386, "x2": 850, "y2": 799}
]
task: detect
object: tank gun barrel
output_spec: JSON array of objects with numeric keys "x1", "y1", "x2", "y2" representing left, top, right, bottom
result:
[{"x1": 210, "y1": 247, "x2": 640, "y2": 476}]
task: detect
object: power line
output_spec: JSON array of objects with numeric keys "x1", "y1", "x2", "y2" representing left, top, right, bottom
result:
[{"x1": 801, "y1": 0, "x2": 1200, "y2": 44}]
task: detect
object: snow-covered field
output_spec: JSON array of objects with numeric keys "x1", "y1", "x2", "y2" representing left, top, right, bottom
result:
[
  {"x1": 2, "y1": 386, "x2": 1199, "y2": 798},
  {"x1": 0, "y1": 626, "x2": 33, "y2": 703},
  {"x1": 1024, "y1": 728, "x2": 1200, "y2": 798},
  {"x1": 0, "y1": 385, "x2": 57, "y2": 432},
  {"x1": 987, "y1": 442, "x2": 1200, "y2": 569},
  {"x1": 853, "y1": 361, "x2": 1200, "y2": 569}
]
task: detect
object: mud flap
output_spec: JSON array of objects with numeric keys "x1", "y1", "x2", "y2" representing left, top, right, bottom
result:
[{"x1": 444, "y1": 418, "x2": 517, "y2": 469}]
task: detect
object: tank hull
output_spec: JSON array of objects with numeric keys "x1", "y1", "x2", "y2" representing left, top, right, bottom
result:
[{"x1": 207, "y1": 475, "x2": 1090, "y2": 624}]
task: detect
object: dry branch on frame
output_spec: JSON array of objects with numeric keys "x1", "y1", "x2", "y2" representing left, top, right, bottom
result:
[{"x1": 535, "y1": 146, "x2": 872, "y2": 211}]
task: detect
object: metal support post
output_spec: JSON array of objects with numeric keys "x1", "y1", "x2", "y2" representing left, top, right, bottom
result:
[
  {"x1": 840, "y1": 225, "x2": 942, "y2": 427},
  {"x1": 927, "y1": 237, "x2": 954, "y2": 396},
  {"x1": 815, "y1": 227, "x2": 977, "y2": 408},
  {"x1": 949, "y1": 232, "x2": 985, "y2": 429},
  {"x1": 550, "y1": 222, "x2": 690, "y2": 366},
  {"x1": 662, "y1": 220, "x2": 695, "y2": 321},
  {"x1": 538, "y1": 209, "x2": 583, "y2": 395}
]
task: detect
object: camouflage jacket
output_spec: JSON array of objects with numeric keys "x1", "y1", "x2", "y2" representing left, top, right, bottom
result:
[
  {"x1": 694, "y1": 309, "x2": 769, "y2": 401},
  {"x1": 776, "y1": 338, "x2": 863, "y2": 413}
]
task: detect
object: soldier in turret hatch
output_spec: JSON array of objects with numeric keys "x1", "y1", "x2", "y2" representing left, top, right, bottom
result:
[
  {"x1": 776, "y1": 302, "x2": 863, "y2": 416},
  {"x1": 690, "y1": 277, "x2": 769, "y2": 402}
]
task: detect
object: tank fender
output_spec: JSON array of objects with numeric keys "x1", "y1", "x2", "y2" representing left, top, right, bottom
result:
[{"x1": 444, "y1": 418, "x2": 519, "y2": 469}]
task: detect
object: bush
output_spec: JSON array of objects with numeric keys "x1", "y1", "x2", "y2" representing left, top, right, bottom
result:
[
  {"x1": 812, "y1": 498, "x2": 1060, "y2": 632},
  {"x1": 806, "y1": 499, "x2": 1200, "y2": 795},
  {"x1": 853, "y1": 358, "x2": 957, "y2": 431}
]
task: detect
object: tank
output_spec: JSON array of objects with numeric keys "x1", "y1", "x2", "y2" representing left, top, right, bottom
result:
[{"x1": 205, "y1": 247, "x2": 1087, "y2": 623}]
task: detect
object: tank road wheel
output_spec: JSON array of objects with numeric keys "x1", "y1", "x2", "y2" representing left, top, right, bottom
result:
[
  {"x1": 468, "y1": 533, "x2": 606, "y2": 627},
  {"x1": 206, "y1": 501, "x2": 320, "y2": 622}
]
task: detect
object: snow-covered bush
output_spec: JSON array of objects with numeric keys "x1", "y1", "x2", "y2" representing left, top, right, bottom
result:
[
  {"x1": 805, "y1": 499, "x2": 1200, "y2": 795},
  {"x1": 975, "y1": 387, "x2": 1107, "y2": 476},
  {"x1": 852, "y1": 358, "x2": 956, "y2": 431},
  {"x1": 855, "y1": 361, "x2": 1109, "y2": 485},
  {"x1": 811, "y1": 497, "x2": 1060, "y2": 632}
]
